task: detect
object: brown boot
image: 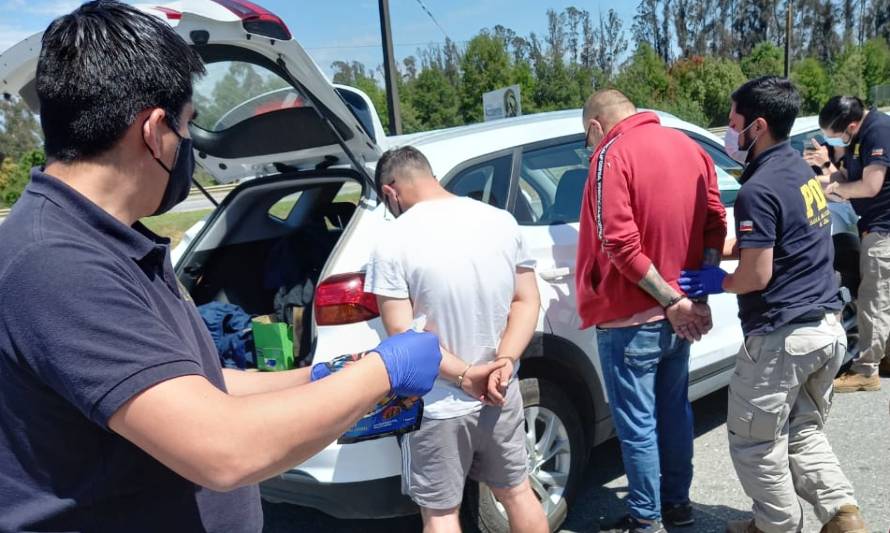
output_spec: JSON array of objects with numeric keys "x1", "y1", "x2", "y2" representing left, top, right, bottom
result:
[
  {"x1": 833, "y1": 371, "x2": 881, "y2": 393},
  {"x1": 725, "y1": 519, "x2": 764, "y2": 533},
  {"x1": 880, "y1": 357, "x2": 890, "y2": 377},
  {"x1": 820, "y1": 505, "x2": 867, "y2": 533}
]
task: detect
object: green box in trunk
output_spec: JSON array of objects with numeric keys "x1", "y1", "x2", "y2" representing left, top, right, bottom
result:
[{"x1": 252, "y1": 316, "x2": 294, "y2": 371}]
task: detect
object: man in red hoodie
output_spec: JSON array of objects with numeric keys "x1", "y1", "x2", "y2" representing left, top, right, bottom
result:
[{"x1": 575, "y1": 90, "x2": 727, "y2": 533}]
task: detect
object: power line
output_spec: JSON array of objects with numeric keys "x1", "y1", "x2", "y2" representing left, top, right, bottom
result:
[{"x1": 414, "y1": 0, "x2": 450, "y2": 41}]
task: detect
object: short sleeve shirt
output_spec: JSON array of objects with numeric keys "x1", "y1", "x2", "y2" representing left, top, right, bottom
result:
[
  {"x1": 365, "y1": 196, "x2": 535, "y2": 419},
  {"x1": 734, "y1": 143, "x2": 842, "y2": 336},
  {"x1": 841, "y1": 109, "x2": 890, "y2": 233},
  {"x1": 0, "y1": 170, "x2": 262, "y2": 532}
]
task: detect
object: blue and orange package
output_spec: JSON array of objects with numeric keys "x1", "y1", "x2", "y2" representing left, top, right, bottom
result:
[{"x1": 323, "y1": 351, "x2": 424, "y2": 444}]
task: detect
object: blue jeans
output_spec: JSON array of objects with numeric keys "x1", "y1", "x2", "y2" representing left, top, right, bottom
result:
[{"x1": 596, "y1": 320, "x2": 694, "y2": 522}]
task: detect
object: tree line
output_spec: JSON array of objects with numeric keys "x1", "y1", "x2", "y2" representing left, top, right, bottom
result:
[{"x1": 335, "y1": 1, "x2": 890, "y2": 133}]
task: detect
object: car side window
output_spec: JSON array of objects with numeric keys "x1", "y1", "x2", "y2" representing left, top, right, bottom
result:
[
  {"x1": 516, "y1": 140, "x2": 589, "y2": 225},
  {"x1": 789, "y1": 130, "x2": 823, "y2": 155},
  {"x1": 336, "y1": 87, "x2": 378, "y2": 143},
  {"x1": 192, "y1": 61, "x2": 296, "y2": 132},
  {"x1": 685, "y1": 133, "x2": 743, "y2": 207},
  {"x1": 443, "y1": 155, "x2": 512, "y2": 209}
]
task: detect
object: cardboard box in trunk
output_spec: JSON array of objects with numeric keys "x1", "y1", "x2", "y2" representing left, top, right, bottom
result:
[{"x1": 251, "y1": 308, "x2": 304, "y2": 371}]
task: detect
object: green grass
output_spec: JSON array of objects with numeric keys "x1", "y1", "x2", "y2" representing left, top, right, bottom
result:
[
  {"x1": 268, "y1": 197, "x2": 299, "y2": 220},
  {"x1": 140, "y1": 184, "x2": 361, "y2": 248},
  {"x1": 268, "y1": 185, "x2": 361, "y2": 220},
  {"x1": 142, "y1": 208, "x2": 213, "y2": 247}
]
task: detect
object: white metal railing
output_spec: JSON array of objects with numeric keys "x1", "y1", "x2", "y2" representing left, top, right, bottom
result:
[{"x1": 0, "y1": 182, "x2": 237, "y2": 220}]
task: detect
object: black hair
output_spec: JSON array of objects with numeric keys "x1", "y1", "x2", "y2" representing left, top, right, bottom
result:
[
  {"x1": 818, "y1": 96, "x2": 866, "y2": 133},
  {"x1": 374, "y1": 146, "x2": 433, "y2": 195},
  {"x1": 36, "y1": 0, "x2": 205, "y2": 161},
  {"x1": 731, "y1": 76, "x2": 800, "y2": 141}
]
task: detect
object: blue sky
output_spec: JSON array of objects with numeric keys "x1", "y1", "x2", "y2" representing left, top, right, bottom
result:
[{"x1": 0, "y1": 0, "x2": 637, "y2": 79}]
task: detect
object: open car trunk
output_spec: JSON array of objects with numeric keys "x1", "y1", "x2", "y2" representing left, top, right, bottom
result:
[{"x1": 175, "y1": 169, "x2": 365, "y2": 364}]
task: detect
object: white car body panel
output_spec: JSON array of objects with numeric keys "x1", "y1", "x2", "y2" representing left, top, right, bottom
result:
[{"x1": 297, "y1": 110, "x2": 746, "y2": 483}]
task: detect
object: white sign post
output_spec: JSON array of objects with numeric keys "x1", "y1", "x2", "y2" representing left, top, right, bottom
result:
[{"x1": 482, "y1": 85, "x2": 522, "y2": 121}]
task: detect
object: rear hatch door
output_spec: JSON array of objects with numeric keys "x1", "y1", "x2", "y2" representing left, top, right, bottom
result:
[{"x1": 0, "y1": 0, "x2": 382, "y2": 185}]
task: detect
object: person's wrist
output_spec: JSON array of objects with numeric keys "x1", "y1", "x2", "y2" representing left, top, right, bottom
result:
[
  {"x1": 711, "y1": 269, "x2": 727, "y2": 293},
  {"x1": 495, "y1": 355, "x2": 516, "y2": 365},
  {"x1": 721, "y1": 273, "x2": 733, "y2": 293},
  {"x1": 456, "y1": 363, "x2": 472, "y2": 389},
  {"x1": 495, "y1": 356, "x2": 515, "y2": 376},
  {"x1": 664, "y1": 294, "x2": 687, "y2": 310},
  {"x1": 363, "y1": 352, "x2": 393, "y2": 394}
]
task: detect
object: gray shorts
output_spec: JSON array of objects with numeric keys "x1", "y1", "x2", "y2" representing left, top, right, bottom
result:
[{"x1": 400, "y1": 379, "x2": 528, "y2": 510}]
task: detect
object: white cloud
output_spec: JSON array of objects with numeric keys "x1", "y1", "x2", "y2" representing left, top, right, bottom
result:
[{"x1": 0, "y1": 24, "x2": 38, "y2": 54}]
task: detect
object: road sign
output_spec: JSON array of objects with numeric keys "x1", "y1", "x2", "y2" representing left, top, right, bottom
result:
[{"x1": 483, "y1": 85, "x2": 521, "y2": 121}]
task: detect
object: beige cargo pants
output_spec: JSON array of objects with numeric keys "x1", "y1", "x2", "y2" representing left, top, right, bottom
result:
[
  {"x1": 727, "y1": 313, "x2": 857, "y2": 533},
  {"x1": 852, "y1": 231, "x2": 890, "y2": 377}
]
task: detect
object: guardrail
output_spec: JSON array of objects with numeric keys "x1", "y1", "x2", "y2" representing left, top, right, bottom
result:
[
  {"x1": 0, "y1": 182, "x2": 238, "y2": 220},
  {"x1": 194, "y1": 182, "x2": 238, "y2": 196}
]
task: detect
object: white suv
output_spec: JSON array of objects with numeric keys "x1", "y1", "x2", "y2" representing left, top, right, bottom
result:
[{"x1": 0, "y1": 2, "x2": 856, "y2": 531}]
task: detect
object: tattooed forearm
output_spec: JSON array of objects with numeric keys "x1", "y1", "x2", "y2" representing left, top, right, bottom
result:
[{"x1": 637, "y1": 264, "x2": 681, "y2": 307}]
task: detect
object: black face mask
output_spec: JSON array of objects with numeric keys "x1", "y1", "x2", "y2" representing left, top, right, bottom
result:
[{"x1": 146, "y1": 120, "x2": 195, "y2": 216}]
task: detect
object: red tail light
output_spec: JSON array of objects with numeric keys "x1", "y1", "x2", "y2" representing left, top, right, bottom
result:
[
  {"x1": 315, "y1": 273, "x2": 380, "y2": 326},
  {"x1": 212, "y1": 0, "x2": 292, "y2": 40},
  {"x1": 154, "y1": 6, "x2": 181, "y2": 19}
]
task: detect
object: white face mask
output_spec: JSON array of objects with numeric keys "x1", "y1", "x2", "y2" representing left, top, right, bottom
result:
[{"x1": 724, "y1": 121, "x2": 758, "y2": 164}]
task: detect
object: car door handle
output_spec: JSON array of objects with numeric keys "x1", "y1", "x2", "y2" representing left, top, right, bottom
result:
[{"x1": 539, "y1": 267, "x2": 573, "y2": 281}]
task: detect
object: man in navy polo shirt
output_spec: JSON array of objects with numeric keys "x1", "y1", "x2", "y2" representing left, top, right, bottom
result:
[
  {"x1": 0, "y1": 2, "x2": 441, "y2": 532},
  {"x1": 681, "y1": 77, "x2": 866, "y2": 533},
  {"x1": 819, "y1": 96, "x2": 890, "y2": 392}
]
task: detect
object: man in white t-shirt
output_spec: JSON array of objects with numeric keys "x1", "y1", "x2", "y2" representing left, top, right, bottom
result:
[{"x1": 365, "y1": 146, "x2": 547, "y2": 533}]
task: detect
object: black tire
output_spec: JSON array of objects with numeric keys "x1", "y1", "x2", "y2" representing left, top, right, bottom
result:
[{"x1": 461, "y1": 378, "x2": 587, "y2": 533}]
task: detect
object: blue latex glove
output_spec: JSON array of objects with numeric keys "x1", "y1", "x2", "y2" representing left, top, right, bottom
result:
[
  {"x1": 679, "y1": 266, "x2": 728, "y2": 297},
  {"x1": 310, "y1": 362, "x2": 332, "y2": 382},
  {"x1": 373, "y1": 330, "x2": 442, "y2": 397}
]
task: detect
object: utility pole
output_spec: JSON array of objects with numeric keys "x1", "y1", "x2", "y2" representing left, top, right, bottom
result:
[
  {"x1": 859, "y1": 0, "x2": 865, "y2": 46},
  {"x1": 784, "y1": 0, "x2": 793, "y2": 78},
  {"x1": 378, "y1": 0, "x2": 402, "y2": 135}
]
